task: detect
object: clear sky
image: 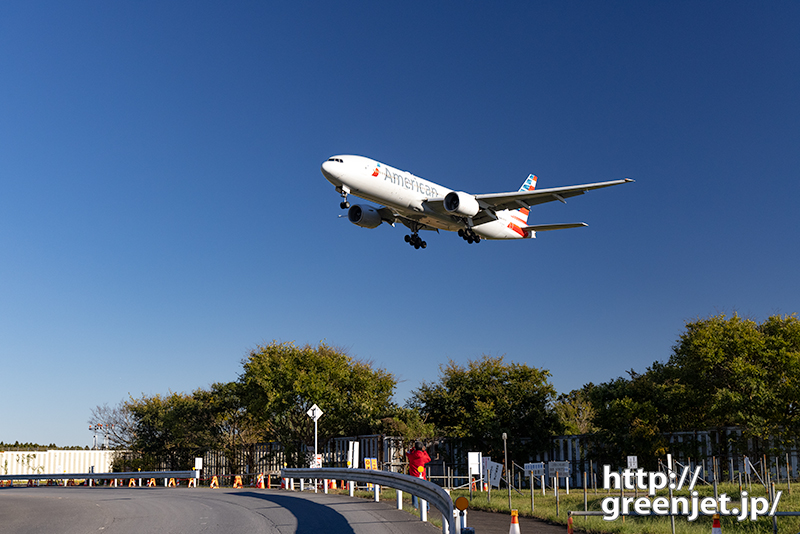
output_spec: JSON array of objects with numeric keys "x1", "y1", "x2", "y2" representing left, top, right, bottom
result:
[{"x1": 1, "y1": 1, "x2": 798, "y2": 448}]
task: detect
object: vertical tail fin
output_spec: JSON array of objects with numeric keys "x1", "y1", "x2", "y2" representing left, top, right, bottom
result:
[
  {"x1": 518, "y1": 174, "x2": 538, "y2": 193},
  {"x1": 509, "y1": 174, "x2": 537, "y2": 225}
]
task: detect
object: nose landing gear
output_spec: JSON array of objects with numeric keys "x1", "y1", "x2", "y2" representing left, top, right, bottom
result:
[{"x1": 336, "y1": 186, "x2": 350, "y2": 209}]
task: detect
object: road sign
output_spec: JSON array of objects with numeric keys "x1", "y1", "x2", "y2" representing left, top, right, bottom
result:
[
  {"x1": 627, "y1": 456, "x2": 638, "y2": 469},
  {"x1": 307, "y1": 404, "x2": 323, "y2": 422},
  {"x1": 548, "y1": 461, "x2": 570, "y2": 478}
]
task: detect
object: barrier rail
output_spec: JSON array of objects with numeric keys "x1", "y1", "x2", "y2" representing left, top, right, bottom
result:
[
  {"x1": 0, "y1": 470, "x2": 197, "y2": 486},
  {"x1": 282, "y1": 467, "x2": 456, "y2": 534}
]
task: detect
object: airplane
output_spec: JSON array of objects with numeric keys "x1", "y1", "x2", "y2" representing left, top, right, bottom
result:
[{"x1": 321, "y1": 155, "x2": 633, "y2": 249}]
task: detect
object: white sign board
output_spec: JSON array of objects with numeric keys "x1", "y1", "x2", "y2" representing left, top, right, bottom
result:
[
  {"x1": 468, "y1": 452, "x2": 482, "y2": 477},
  {"x1": 627, "y1": 456, "x2": 638, "y2": 469},
  {"x1": 482, "y1": 457, "x2": 503, "y2": 488},
  {"x1": 525, "y1": 462, "x2": 546, "y2": 478},
  {"x1": 195, "y1": 457, "x2": 203, "y2": 470},
  {"x1": 310, "y1": 454, "x2": 322, "y2": 468},
  {"x1": 548, "y1": 461, "x2": 570, "y2": 478}
]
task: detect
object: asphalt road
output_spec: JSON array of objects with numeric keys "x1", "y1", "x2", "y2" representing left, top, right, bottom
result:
[{"x1": 0, "y1": 486, "x2": 441, "y2": 534}]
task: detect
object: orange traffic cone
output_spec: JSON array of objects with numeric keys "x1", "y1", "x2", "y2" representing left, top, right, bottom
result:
[
  {"x1": 568, "y1": 515, "x2": 574, "y2": 534},
  {"x1": 509, "y1": 509, "x2": 521, "y2": 534},
  {"x1": 712, "y1": 514, "x2": 722, "y2": 534},
  {"x1": 257, "y1": 473, "x2": 265, "y2": 489}
]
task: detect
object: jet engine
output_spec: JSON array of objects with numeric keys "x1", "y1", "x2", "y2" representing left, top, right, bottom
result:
[
  {"x1": 347, "y1": 204, "x2": 382, "y2": 229},
  {"x1": 444, "y1": 191, "x2": 480, "y2": 217}
]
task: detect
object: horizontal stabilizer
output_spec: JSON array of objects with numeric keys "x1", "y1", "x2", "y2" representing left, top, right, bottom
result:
[{"x1": 523, "y1": 222, "x2": 588, "y2": 232}]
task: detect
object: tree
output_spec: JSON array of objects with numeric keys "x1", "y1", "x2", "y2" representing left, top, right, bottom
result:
[
  {"x1": 126, "y1": 389, "x2": 219, "y2": 470},
  {"x1": 88, "y1": 401, "x2": 136, "y2": 449},
  {"x1": 408, "y1": 354, "x2": 559, "y2": 464},
  {"x1": 583, "y1": 314, "x2": 800, "y2": 464},
  {"x1": 553, "y1": 389, "x2": 597, "y2": 435},
  {"x1": 239, "y1": 341, "x2": 397, "y2": 467},
  {"x1": 376, "y1": 406, "x2": 435, "y2": 441},
  {"x1": 206, "y1": 381, "x2": 261, "y2": 475},
  {"x1": 584, "y1": 376, "x2": 668, "y2": 469},
  {"x1": 665, "y1": 313, "x2": 800, "y2": 447}
]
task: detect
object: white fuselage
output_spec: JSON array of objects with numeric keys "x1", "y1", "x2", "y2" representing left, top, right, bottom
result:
[{"x1": 321, "y1": 155, "x2": 527, "y2": 239}]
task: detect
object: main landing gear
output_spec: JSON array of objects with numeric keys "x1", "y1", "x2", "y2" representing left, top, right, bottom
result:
[
  {"x1": 458, "y1": 228, "x2": 481, "y2": 244},
  {"x1": 404, "y1": 233, "x2": 427, "y2": 249}
]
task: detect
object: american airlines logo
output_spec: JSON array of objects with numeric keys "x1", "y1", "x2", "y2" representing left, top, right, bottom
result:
[{"x1": 382, "y1": 166, "x2": 439, "y2": 197}]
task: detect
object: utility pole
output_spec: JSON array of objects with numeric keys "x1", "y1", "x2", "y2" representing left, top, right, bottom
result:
[{"x1": 503, "y1": 432, "x2": 510, "y2": 509}]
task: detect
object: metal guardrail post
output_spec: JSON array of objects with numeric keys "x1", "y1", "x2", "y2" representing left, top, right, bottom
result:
[{"x1": 282, "y1": 467, "x2": 456, "y2": 534}]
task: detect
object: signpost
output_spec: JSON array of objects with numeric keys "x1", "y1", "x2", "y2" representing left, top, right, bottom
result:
[{"x1": 307, "y1": 404, "x2": 323, "y2": 493}]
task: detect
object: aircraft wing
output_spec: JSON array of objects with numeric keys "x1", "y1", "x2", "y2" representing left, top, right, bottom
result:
[
  {"x1": 377, "y1": 206, "x2": 440, "y2": 233},
  {"x1": 475, "y1": 178, "x2": 633, "y2": 211},
  {"x1": 523, "y1": 222, "x2": 588, "y2": 232}
]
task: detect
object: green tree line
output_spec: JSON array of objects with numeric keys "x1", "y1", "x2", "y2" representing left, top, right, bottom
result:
[
  {"x1": 563, "y1": 314, "x2": 800, "y2": 468},
  {"x1": 91, "y1": 314, "x2": 800, "y2": 471}
]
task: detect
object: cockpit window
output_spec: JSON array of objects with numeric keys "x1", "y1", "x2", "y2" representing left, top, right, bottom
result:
[{"x1": 327, "y1": 158, "x2": 344, "y2": 163}]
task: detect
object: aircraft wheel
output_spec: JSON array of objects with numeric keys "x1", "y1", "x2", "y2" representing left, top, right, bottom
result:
[
  {"x1": 458, "y1": 229, "x2": 465, "y2": 238},
  {"x1": 474, "y1": 236, "x2": 481, "y2": 243},
  {"x1": 467, "y1": 236, "x2": 473, "y2": 244},
  {"x1": 340, "y1": 201, "x2": 349, "y2": 209},
  {"x1": 414, "y1": 242, "x2": 420, "y2": 249},
  {"x1": 404, "y1": 235, "x2": 411, "y2": 243},
  {"x1": 421, "y1": 241, "x2": 427, "y2": 249}
]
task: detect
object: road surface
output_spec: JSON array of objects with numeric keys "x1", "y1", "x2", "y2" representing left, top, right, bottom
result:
[{"x1": 0, "y1": 486, "x2": 441, "y2": 534}]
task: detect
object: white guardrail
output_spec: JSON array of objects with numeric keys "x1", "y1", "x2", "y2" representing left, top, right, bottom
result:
[
  {"x1": 282, "y1": 467, "x2": 456, "y2": 534},
  {"x1": 0, "y1": 471, "x2": 197, "y2": 484}
]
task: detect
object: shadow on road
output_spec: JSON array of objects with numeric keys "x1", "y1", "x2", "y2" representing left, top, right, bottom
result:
[{"x1": 237, "y1": 491, "x2": 356, "y2": 534}]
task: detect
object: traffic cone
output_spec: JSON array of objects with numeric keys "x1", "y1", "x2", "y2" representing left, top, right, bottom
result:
[
  {"x1": 257, "y1": 473, "x2": 265, "y2": 489},
  {"x1": 509, "y1": 509, "x2": 521, "y2": 534},
  {"x1": 567, "y1": 515, "x2": 573, "y2": 534},
  {"x1": 712, "y1": 514, "x2": 722, "y2": 534}
]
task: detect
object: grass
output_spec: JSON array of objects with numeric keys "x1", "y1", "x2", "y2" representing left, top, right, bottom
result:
[
  {"x1": 337, "y1": 481, "x2": 800, "y2": 534},
  {"x1": 452, "y1": 481, "x2": 799, "y2": 534}
]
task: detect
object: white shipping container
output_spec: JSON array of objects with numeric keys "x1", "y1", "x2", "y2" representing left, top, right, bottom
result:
[{"x1": 0, "y1": 450, "x2": 117, "y2": 475}]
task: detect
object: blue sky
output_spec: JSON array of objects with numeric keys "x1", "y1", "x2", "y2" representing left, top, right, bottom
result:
[{"x1": 1, "y1": 1, "x2": 798, "y2": 447}]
